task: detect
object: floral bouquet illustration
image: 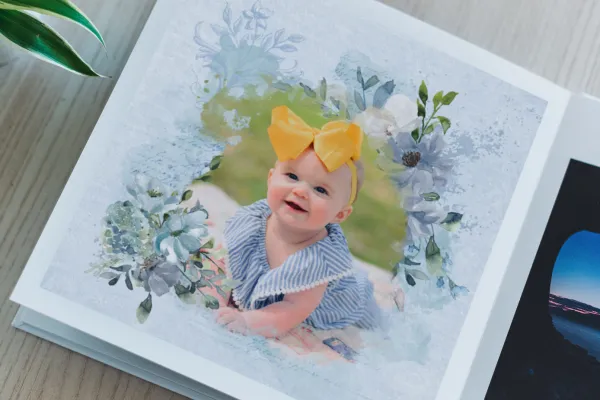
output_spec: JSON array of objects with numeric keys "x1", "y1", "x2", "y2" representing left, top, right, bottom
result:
[{"x1": 87, "y1": 163, "x2": 238, "y2": 323}]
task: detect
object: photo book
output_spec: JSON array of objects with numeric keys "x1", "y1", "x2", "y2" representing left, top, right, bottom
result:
[{"x1": 9, "y1": 0, "x2": 600, "y2": 399}]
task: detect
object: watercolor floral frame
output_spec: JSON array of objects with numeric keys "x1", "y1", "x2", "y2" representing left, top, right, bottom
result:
[{"x1": 86, "y1": 0, "x2": 468, "y2": 323}]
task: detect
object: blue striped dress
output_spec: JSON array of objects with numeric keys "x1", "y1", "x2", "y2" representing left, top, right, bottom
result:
[{"x1": 224, "y1": 199, "x2": 381, "y2": 330}]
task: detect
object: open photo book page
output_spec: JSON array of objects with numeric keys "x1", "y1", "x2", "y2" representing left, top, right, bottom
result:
[
  {"x1": 10, "y1": 0, "x2": 569, "y2": 399},
  {"x1": 474, "y1": 95, "x2": 600, "y2": 400}
]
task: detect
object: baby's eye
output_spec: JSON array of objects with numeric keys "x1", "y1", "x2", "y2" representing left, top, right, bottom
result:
[
  {"x1": 286, "y1": 173, "x2": 299, "y2": 181},
  {"x1": 314, "y1": 186, "x2": 328, "y2": 195}
]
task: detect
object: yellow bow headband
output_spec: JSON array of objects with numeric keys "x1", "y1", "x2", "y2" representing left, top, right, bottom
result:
[{"x1": 267, "y1": 105, "x2": 363, "y2": 205}]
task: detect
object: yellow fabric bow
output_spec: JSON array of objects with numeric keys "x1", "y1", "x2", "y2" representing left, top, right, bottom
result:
[{"x1": 267, "y1": 105, "x2": 364, "y2": 205}]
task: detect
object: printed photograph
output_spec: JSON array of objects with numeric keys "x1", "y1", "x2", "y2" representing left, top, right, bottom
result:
[
  {"x1": 487, "y1": 159, "x2": 600, "y2": 400},
  {"x1": 39, "y1": 0, "x2": 547, "y2": 399}
]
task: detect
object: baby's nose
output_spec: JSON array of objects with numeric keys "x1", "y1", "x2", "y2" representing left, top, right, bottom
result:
[{"x1": 292, "y1": 185, "x2": 308, "y2": 198}]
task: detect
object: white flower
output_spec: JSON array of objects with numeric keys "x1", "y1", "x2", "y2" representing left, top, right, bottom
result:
[
  {"x1": 402, "y1": 171, "x2": 446, "y2": 244},
  {"x1": 126, "y1": 174, "x2": 179, "y2": 216},
  {"x1": 353, "y1": 94, "x2": 421, "y2": 140}
]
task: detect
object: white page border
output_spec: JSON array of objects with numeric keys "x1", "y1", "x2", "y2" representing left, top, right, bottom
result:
[{"x1": 11, "y1": 0, "x2": 571, "y2": 399}]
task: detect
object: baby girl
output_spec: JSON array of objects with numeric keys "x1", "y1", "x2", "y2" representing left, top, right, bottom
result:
[{"x1": 216, "y1": 105, "x2": 380, "y2": 338}]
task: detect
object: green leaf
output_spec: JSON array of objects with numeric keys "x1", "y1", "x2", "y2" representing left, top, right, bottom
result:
[
  {"x1": 209, "y1": 155, "x2": 222, "y2": 170},
  {"x1": 437, "y1": 116, "x2": 451, "y2": 134},
  {"x1": 421, "y1": 192, "x2": 440, "y2": 201},
  {"x1": 272, "y1": 81, "x2": 292, "y2": 91},
  {"x1": 0, "y1": 0, "x2": 105, "y2": 47},
  {"x1": 174, "y1": 283, "x2": 195, "y2": 304},
  {"x1": 423, "y1": 124, "x2": 435, "y2": 135},
  {"x1": 319, "y1": 78, "x2": 327, "y2": 100},
  {"x1": 364, "y1": 75, "x2": 380, "y2": 90},
  {"x1": 417, "y1": 100, "x2": 426, "y2": 118},
  {"x1": 125, "y1": 273, "x2": 133, "y2": 290},
  {"x1": 406, "y1": 269, "x2": 429, "y2": 280},
  {"x1": 425, "y1": 236, "x2": 443, "y2": 276},
  {"x1": 215, "y1": 285, "x2": 227, "y2": 299},
  {"x1": 354, "y1": 90, "x2": 366, "y2": 111},
  {"x1": 181, "y1": 190, "x2": 193, "y2": 202},
  {"x1": 299, "y1": 82, "x2": 316, "y2": 98},
  {"x1": 108, "y1": 276, "x2": 119, "y2": 286},
  {"x1": 200, "y1": 238, "x2": 214, "y2": 249},
  {"x1": 411, "y1": 128, "x2": 419, "y2": 142},
  {"x1": 200, "y1": 269, "x2": 216, "y2": 278},
  {"x1": 136, "y1": 294, "x2": 152, "y2": 324},
  {"x1": 418, "y1": 80, "x2": 428, "y2": 104},
  {"x1": 441, "y1": 212, "x2": 463, "y2": 232},
  {"x1": 195, "y1": 174, "x2": 212, "y2": 183},
  {"x1": 0, "y1": 10, "x2": 105, "y2": 77},
  {"x1": 204, "y1": 294, "x2": 220, "y2": 310},
  {"x1": 402, "y1": 256, "x2": 420, "y2": 266},
  {"x1": 433, "y1": 91, "x2": 444, "y2": 109},
  {"x1": 442, "y1": 91, "x2": 458, "y2": 105},
  {"x1": 357, "y1": 66, "x2": 364, "y2": 87}
]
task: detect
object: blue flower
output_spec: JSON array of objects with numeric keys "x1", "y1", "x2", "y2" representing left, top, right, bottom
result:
[
  {"x1": 132, "y1": 259, "x2": 181, "y2": 297},
  {"x1": 154, "y1": 210, "x2": 209, "y2": 264},
  {"x1": 242, "y1": 1, "x2": 273, "y2": 30},
  {"x1": 387, "y1": 131, "x2": 453, "y2": 190},
  {"x1": 449, "y1": 277, "x2": 469, "y2": 299}
]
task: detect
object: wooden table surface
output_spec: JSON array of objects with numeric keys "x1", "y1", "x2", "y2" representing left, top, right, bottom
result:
[{"x1": 1, "y1": 0, "x2": 600, "y2": 399}]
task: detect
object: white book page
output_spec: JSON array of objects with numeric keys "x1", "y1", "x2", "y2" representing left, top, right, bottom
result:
[{"x1": 10, "y1": 0, "x2": 570, "y2": 399}]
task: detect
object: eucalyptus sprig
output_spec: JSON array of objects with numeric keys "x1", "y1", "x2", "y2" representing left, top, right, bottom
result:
[{"x1": 412, "y1": 80, "x2": 458, "y2": 142}]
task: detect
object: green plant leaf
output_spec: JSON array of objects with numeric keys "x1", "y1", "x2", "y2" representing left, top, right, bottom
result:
[
  {"x1": 0, "y1": 0, "x2": 105, "y2": 46},
  {"x1": 204, "y1": 294, "x2": 220, "y2": 310},
  {"x1": 433, "y1": 91, "x2": 443, "y2": 109},
  {"x1": 411, "y1": 128, "x2": 419, "y2": 142},
  {"x1": 418, "y1": 80, "x2": 428, "y2": 104},
  {"x1": 136, "y1": 294, "x2": 152, "y2": 324},
  {"x1": 425, "y1": 236, "x2": 443, "y2": 276},
  {"x1": 437, "y1": 116, "x2": 451, "y2": 134},
  {"x1": 354, "y1": 90, "x2": 366, "y2": 111},
  {"x1": 424, "y1": 124, "x2": 435, "y2": 135},
  {"x1": 125, "y1": 273, "x2": 133, "y2": 290},
  {"x1": 0, "y1": 10, "x2": 105, "y2": 77},
  {"x1": 319, "y1": 77, "x2": 327, "y2": 100},
  {"x1": 442, "y1": 91, "x2": 458, "y2": 105},
  {"x1": 299, "y1": 82, "x2": 316, "y2": 98},
  {"x1": 401, "y1": 256, "x2": 420, "y2": 266},
  {"x1": 417, "y1": 100, "x2": 426, "y2": 118},
  {"x1": 209, "y1": 155, "x2": 222, "y2": 170},
  {"x1": 406, "y1": 268, "x2": 429, "y2": 280},
  {"x1": 441, "y1": 212, "x2": 463, "y2": 232},
  {"x1": 364, "y1": 75, "x2": 380, "y2": 90},
  {"x1": 357, "y1": 66, "x2": 364, "y2": 87},
  {"x1": 181, "y1": 190, "x2": 193, "y2": 202},
  {"x1": 421, "y1": 192, "x2": 440, "y2": 201}
]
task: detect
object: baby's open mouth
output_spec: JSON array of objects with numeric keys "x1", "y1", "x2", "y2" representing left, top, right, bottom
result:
[{"x1": 285, "y1": 200, "x2": 307, "y2": 212}]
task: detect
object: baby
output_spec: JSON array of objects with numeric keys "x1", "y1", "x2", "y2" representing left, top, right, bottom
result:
[{"x1": 217, "y1": 105, "x2": 380, "y2": 338}]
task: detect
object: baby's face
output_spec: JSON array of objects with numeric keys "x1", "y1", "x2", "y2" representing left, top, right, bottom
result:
[{"x1": 267, "y1": 148, "x2": 353, "y2": 231}]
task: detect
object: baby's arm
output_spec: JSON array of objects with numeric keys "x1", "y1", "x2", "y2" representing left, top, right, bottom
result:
[{"x1": 218, "y1": 283, "x2": 327, "y2": 338}]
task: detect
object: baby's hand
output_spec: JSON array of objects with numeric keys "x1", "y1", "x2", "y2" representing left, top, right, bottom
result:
[{"x1": 216, "y1": 307, "x2": 248, "y2": 335}]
